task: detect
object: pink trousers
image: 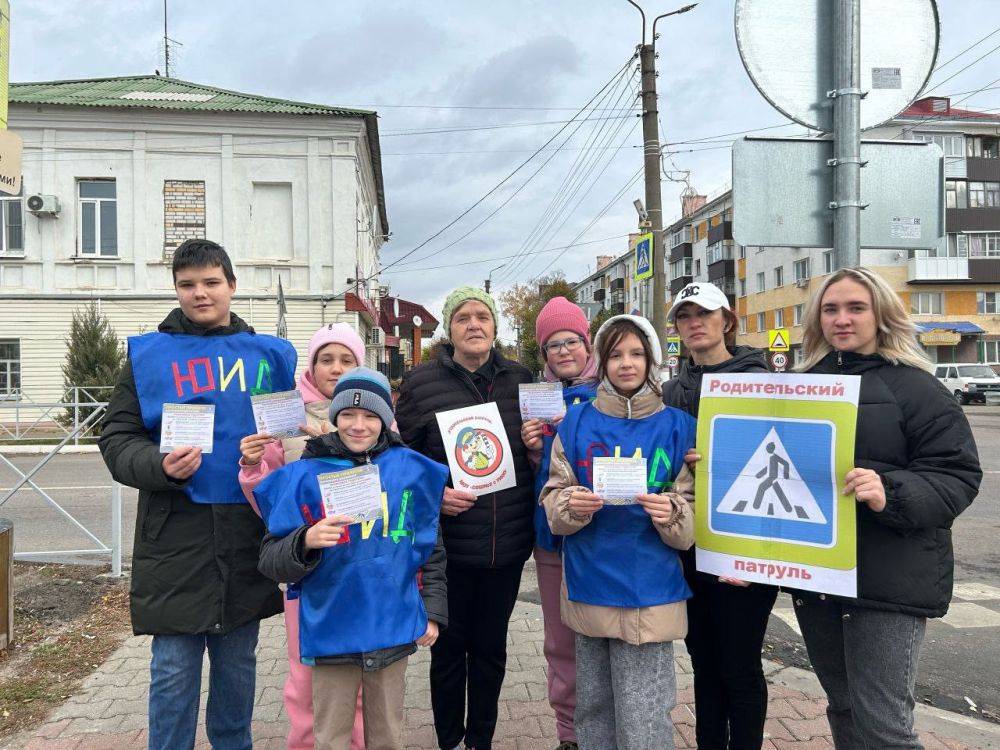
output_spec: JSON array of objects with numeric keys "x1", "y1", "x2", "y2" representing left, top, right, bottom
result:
[
  {"x1": 534, "y1": 546, "x2": 577, "y2": 743},
  {"x1": 284, "y1": 593, "x2": 365, "y2": 750}
]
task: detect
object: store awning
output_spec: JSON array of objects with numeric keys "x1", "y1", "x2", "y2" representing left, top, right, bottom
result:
[{"x1": 913, "y1": 321, "x2": 984, "y2": 334}]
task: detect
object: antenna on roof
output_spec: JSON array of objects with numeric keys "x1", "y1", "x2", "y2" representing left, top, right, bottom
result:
[{"x1": 161, "y1": 0, "x2": 183, "y2": 78}]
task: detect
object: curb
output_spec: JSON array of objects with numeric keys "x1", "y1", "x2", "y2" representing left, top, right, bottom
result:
[
  {"x1": 0, "y1": 444, "x2": 100, "y2": 455},
  {"x1": 767, "y1": 662, "x2": 1000, "y2": 747}
]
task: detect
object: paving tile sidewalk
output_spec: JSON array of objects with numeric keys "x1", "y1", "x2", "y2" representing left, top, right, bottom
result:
[{"x1": 9, "y1": 599, "x2": 1000, "y2": 750}]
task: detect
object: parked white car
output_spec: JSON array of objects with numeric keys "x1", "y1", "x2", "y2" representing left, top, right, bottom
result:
[{"x1": 935, "y1": 363, "x2": 1000, "y2": 404}]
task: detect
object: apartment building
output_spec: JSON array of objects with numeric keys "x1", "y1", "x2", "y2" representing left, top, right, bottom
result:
[{"x1": 735, "y1": 96, "x2": 1000, "y2": 367}]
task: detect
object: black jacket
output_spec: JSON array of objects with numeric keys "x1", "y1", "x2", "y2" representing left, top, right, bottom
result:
[
  {"x1": 662, "y1": 346, "x2": 770, "y2": 418},
  {"x1": 805, "y1": 350, "x2": 981, "y2": 617},
  {"x1": 396, "y1": 346, "x2": 535, "y2": 569},
  {"x1": 98, "y1": 309, "x2": 282, "y2": 636},
  {"x1": 663, "y1": 346, "x2": 771, "y2": 586},
  {"x1": 257, "y1": 430, "x2": 448, "y2": 670}
]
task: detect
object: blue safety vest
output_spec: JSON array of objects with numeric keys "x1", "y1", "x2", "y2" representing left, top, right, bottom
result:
[
  {"x1": 254, "y1": 446, "x2": 447, "y2": 659},
  {"x1": 534, "y1": 381, "x2": 598, "y2": 553},
  {"x1": 557, "y1": 400, "x2": 696, "y2": 608},
  {"x1": 130, "y1": 331, "x2": 296, "y2": 504}
]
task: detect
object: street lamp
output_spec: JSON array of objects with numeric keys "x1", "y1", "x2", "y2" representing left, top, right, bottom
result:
[
  {"x1": 485, "y1": 264, "x2": 505, "y2": 294},
  {"x1": 624, "y1": 1, "x2": 697, "y2": 44}
]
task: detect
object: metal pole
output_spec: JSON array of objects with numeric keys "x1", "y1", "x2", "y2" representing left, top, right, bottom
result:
[
  {"x1": 111, "y1": 483, "x2": 122, "y2": 577},
  {"x1": 639, "y1": 42, "x2": 668, "y2": 351},
  {"x1": 832, "y1": 0, "x2": 862, "y2": 269}
]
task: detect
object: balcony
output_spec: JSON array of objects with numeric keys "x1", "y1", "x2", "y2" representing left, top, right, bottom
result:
[
  {"x1": 967, "y1": 157, "x2": 1000, "y2": 182},
  {"x1": 670, "y1": 275, "x2": 693, "y2": 296},
  {"x1": 593, "y1": 288, "x2": 606, "y2": 302},
  {"x1": 708, "y1": 259, "x2": 735, "y2": 280},
  {"x1": 907, "y1": 257, "x2": 969, "y2": 282},
  {"x1": 707, "y1": 220, "x2": 733, "y2": 246},
  {"x1": 669, "y1": 242, "x2": 693, "y2": 263},
  {"x1": 946, "y1": 207, "x2": 1000, "y2": 232},
  {"x1": 610, "y1": 277, "x2": 625, "y2": 291}
]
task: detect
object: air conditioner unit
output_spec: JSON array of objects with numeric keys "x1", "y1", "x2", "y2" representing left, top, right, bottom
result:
[
  {"x1": 368, "y1": 327, "x2": 384, "y2": 346},
  {"x1": 795, "y1": 278, "x2": 809, "y2": 288},
  {"x1": 27, "y1": 194, "x2": 61, "y2": 215}
]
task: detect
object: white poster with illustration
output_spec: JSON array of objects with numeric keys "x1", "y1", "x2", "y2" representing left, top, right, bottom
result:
[{"x1": 436, "y1": 402, "x2": 517, "y2": 497}]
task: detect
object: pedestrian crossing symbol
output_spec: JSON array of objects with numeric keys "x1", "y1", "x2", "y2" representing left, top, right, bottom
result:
[
  {"x1": 666, "y1": 337, "x2": 681, "y2": 356},
  {"x1": 710, "y1": 416, "x2": 836, "y2": 546},
  {"x1": 634, "y1": 232, "x2": 653, "y2": 280}
]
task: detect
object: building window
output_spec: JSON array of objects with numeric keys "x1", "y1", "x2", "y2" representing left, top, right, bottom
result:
[
  {"x1": 739, "y1": 316, "x2": 747, "y2": 334},
  {"x1": 968, "y1": 233, "x2": 1000, "y2": 257},
  {"x1": 739, "y1": 278, "x2": 746, "y2": 297},
  {"x1": 978, "y1": 291, "x2": 1000, "y2": 314},
  {"x1": 0, "y1": 189, "x2": 23, "y2": 256},
  {"x1": 967, "y1": 136, "x2": 1000, "y2": 159},
  {"x1": 910, "y1": 292, "x2": 943, "y2": 315},
  {"x1": 793, "y1": 258, "x2": 810, "y2": 282},
  {"x1": 707, "y1": 242, "x2": 733, "y2": 265},
  {"x1": 0, "y1": 340, "x2": 20, "y2": 398},
  {"x1": 793, "y1": 303, "x2": 805, "y2": 326},
  {"x1": 669, "y1": 257, "x2": 692, "y2": 279},
  {"x1": 792, "y1": 345, "x2": 804, "y2": 367},
  {"x1": 915, "y1": 132, "x2": 964, "y2": 157},
  {"x1": 968, "y1": 181, "x2": 1000, "y2": 208},
  {"x1": 739, "y1": 245, "x2": 746, "y2": 259},
  {"x1": 982, "y1": 340, "x2": 1000, "y2": 364},
  {"x1": 823, "y1": 250, "x2": 834, "y2": 274},
  {"x1": 695, "y1": 259, "x2": 702, "y2": 276},
  {"x1": 774, "y1": 308, "x2": 785, "y2": 328},
  {"x1": 945, "y1": 180, "x2": 968, "y2": 209},
  {"x1": 946, "y1": 233, "x2": 970, "y2": 257},
  {"x1": 756, "y1": 271, "x2": 766, "y2": 292},
  {"x1": 669, "y1": 226, "x2": 692, "y2": 248},
  {"x1": 774, "y1": 266, "x2": 784, "y2": 287},
  {"x1": 78, "y1": 180, "x2": 118, "y2": 256},
  {"x1": 757, "y1": 312, "x2": 766, "y2": 331}
]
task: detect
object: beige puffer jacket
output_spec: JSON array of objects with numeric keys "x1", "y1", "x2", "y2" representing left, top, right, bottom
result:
[{"x1": 540, "y1": 380, "x2": 695, "y2": 645}]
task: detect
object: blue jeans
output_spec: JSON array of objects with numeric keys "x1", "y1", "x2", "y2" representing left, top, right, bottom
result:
[
  {"x1": 793, "y1": 594, "x2": 926, "y2": 749},
  {"x1": 148, "y1": 620, "x2": 260, "y2": 750}
]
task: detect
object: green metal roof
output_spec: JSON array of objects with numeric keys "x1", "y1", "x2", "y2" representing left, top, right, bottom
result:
[
  {"x1": 9, "y1": 75, "x2": 389, "y2": 235},
  {"x1": 9, "y1": 75, "x2": 375, "y2": 117}
]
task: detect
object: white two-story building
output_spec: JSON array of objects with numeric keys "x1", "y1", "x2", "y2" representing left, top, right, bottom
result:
[{"x1": 0, "y1": 74, "x2": 388, "y2": 406}]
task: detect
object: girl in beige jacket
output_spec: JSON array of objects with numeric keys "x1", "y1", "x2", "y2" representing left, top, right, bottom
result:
[{"x1": 540, "y1": 315, "x2": 696, "y2": 750}]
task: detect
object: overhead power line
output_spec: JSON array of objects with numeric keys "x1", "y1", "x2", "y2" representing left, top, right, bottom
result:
[{"x1": 374, "y1": 53, "x2": 639, "y2": 277}]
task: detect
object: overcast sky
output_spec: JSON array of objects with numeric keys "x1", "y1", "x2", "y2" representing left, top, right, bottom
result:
[{"x1": 12, "y1": 1, "x2": 1000, "y2": 340}]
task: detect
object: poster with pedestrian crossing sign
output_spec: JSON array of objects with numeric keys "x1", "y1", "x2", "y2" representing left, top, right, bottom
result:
[{"x1": 695, "y1": 373, "x2": 861, "y2": 597}]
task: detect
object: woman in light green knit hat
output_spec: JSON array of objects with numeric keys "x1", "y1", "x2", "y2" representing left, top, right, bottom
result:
[
  {"x1": 396, "y1": 284, "x2": 537, "y2": 750},
  {"x1": 441, "y1": 286, "x2": 499, "y2": 342}
]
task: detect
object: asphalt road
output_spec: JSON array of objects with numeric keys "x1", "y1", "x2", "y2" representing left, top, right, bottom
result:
[{"x1": 1, "y1": 404, "x2": 998, "y2": 722}]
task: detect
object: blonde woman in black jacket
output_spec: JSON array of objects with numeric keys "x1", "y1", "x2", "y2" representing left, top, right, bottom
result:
[{"x1": 794, "y1": 267, "x2": 981, "y2": 749}]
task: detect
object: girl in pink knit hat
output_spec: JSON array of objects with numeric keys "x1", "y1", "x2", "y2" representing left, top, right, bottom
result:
[
  {"x1": 239, "y1": 322, "x2": 367, "y2": 750},
  {"x1": 521, "y1": 296, "x2": 598, "y2": 750}
]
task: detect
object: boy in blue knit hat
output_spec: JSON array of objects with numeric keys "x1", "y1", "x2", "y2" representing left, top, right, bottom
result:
[{"x1": 256, "y1": 367, "x2": 448, "y2": 749}]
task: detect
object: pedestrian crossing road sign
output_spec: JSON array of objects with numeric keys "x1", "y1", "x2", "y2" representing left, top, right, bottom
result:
[
  {"x1": 694, "y1": 372, "x2": 860, "y2": 597},
  {"x1": 768, "y1": 328, "x2": 790, "y2": 352},
  {"x1": 711, "y1": 417, "x2": 833, "y2": 545},
  {"x1": 666, "y1": 336, "x2": 681, "y2": 357},
  {"x1": 634, "y1": 232, "x2": 653, "y2": 281}
]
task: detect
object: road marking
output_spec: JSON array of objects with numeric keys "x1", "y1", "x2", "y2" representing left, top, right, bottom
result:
[
  {"x1": 771, "y1": 608, "x2": 802, "y2": 636},
  {"x1": 940, "y1": 602, "x2": 1000, "y2": 629},
  {"x1": 953, "y1": 582, "x2": 1000, "y2": 602},
  {"x1": 0, "y1": 485, "x2": 114, "y2": 491}
]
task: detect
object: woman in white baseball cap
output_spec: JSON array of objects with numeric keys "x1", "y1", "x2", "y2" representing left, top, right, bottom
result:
[{"x1": 664, "y1": 281, "x2": 778, "y2": 750}]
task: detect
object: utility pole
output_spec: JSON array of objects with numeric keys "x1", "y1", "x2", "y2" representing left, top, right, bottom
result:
[
  {"x1": 831, "y1": 0, "x2": 862, "y2": 270},
  {"x1": 626, "y1": 2, "x2": 696, "y2": 353}
]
